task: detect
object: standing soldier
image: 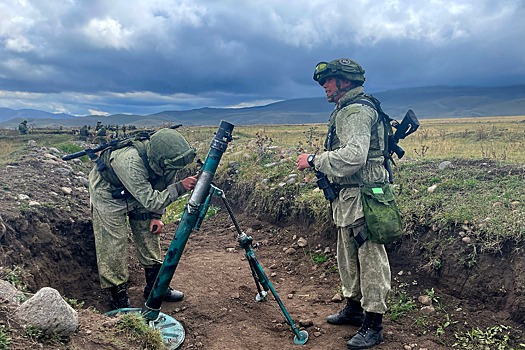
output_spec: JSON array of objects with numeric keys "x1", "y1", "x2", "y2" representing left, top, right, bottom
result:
[
  {"x1": 297, "y1": 58, "x2": 393, "y2": 349},
  {"x1": 18, "y1": 120, "x2": 28, "y2": 135},
  {"x1": 79, "y1": 125, "x2": 89, "y2": 141}
]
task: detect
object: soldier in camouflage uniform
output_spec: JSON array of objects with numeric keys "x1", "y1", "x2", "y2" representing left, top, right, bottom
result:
[
  {"x1": 89, "y1": 128, "x2": 198, "y2": 310},
  {"x1": 297, "y1": 59, "x2": 391, "y2": 349},
  {"x1": 18, "y1": 120, "x2": 28, "y2": 135}
]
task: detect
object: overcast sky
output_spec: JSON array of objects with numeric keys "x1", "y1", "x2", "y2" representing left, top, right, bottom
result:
[{"x1": 1, "y1": 0, "x2": 524, "y2": 116}]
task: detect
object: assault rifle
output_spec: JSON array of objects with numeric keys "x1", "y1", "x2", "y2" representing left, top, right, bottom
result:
[
  {"x1": 62, "y1": 124, "x2": 183, "y2": 161},
  {"x1": 315, "y1": 109, "x2": 419, "y2": 201}
]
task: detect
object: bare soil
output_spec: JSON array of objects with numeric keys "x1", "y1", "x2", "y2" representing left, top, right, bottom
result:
[{"x1": 1, "y1": 144, "x2": 524, "y2": 349}]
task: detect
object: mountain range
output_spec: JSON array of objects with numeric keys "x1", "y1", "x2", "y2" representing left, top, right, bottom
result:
[{"x1": 0, "y1": 85, "x2": 524, "y2": 128}]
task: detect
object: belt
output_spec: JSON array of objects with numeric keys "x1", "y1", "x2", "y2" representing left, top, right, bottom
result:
[{"x1": 128, "y1": 212, "x2": 152, "y2": 221}]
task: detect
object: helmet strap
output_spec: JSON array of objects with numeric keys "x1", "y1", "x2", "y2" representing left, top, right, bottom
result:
[{"x1": 327, "y1": 78, "x2": 353, "y2": 102}]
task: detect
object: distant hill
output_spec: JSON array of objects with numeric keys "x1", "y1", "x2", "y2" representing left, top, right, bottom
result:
[{"x1": 0, "y1": 85, "x2": 524, "y2": 128}]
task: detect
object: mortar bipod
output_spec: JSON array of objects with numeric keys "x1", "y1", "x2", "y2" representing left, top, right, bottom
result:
[{"x1": 206, "y1": 185, "x2": 309, "y2": 346}]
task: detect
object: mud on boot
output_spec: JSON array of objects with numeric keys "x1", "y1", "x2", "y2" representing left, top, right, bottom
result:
[
  {"x1": 109, "y1": 283, "x2": 131, "y2": 310},
  {"x1": 144, "y1": 264, "x2": 184, "y2": 302},
  {"x1": 347, "y1": 312, "x2": 384, "y2": 349},
  {"x1": 327, "y1": 298, "x2": 365, "y2": 326}
]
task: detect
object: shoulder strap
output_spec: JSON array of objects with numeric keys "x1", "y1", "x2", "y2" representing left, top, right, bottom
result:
[{"x1": 131, "y1": 140, "x2": 159, "y2": 181}]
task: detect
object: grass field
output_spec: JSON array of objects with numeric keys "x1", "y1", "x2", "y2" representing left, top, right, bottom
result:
[{"x1": 1, "y1": 115, "x2": 524, "y2": 251}]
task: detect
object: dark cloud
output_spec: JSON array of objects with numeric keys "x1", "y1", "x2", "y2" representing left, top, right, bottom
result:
[{"x1": 0, "y1": 0, "x2": 524, "y2": 115}]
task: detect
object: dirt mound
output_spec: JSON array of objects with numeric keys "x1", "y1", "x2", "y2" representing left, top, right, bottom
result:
[{"x1": 1, "y1": 144, "x2": 524, "y2": 349}]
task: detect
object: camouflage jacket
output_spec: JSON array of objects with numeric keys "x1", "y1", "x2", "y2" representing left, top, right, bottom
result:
[
  {"x1": 314, "y1": 86, "x2": 389, "y2": 227},
  {"x1": 88, "y1": 146, "x2": 181, "y2": 216}
]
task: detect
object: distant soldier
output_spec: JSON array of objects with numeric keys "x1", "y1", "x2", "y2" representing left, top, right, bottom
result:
[
  {"x1": 121, "y1": 124, "x2": 127, "y2": 137},
  {"x1": 18, "y1": 120, "x2": 28, "y2": 135},
  {"x1": 93, "y1": 123, "x2": 108, "y2": 144},
  {"x1": 79, "y1": 125, "x2": 89, "y2": 141}
]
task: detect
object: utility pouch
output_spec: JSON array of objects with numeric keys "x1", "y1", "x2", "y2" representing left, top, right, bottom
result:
[{"x1": 360, "y1": 184, "x2": 403, "y2": 244}]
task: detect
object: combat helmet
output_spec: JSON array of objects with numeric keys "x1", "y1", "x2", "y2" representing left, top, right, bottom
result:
[
  {"x1": 313, "y1": 58, "x2": 366, "y2": 85},
  {"x1": 146, "y1": 128, "x2": 196, "y2": 176}
]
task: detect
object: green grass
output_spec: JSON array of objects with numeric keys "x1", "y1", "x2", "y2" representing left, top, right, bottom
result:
[
  {"x1": 0, "y1": 326, "x2": 10, "y2": 350},
  {"x1": 452, "y1": 325, "x2": 515, "y2": 349},
  {"x1": 395, "y1": 159, "x2": 525, "y2": 252},
  {"x1": 386, "y1": 291, "x2": 417, "y2": 321},
  {"x1": 114, "y1": 313, "x2": 165, "y2": 350}
]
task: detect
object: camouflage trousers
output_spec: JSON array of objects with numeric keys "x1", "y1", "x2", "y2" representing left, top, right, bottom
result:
[
  {"x1": 91, "y1": 205, "x2": 162, "y2": 289},
  {"x1": 337, "y1": 220, "x2": 391, "y2": 314}
]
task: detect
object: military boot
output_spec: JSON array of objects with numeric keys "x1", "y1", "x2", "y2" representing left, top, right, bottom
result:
[
  {"x1": 109, "y1": 283, "x2": 131, "y2": 310},
  {"x1": 347, "y1": 312, "x2": 384, "y2": 349},
  {"x1": 144, "y1": 264, "x2": 184, "y2": 302},
  {"x1": 326, "y1": 298, "x2": 365, "y2": 326}
]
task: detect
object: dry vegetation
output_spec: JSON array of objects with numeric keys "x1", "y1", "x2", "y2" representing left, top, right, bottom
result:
[{"x1": 1, "y1": 115, "x2": 525, "y2": 349}]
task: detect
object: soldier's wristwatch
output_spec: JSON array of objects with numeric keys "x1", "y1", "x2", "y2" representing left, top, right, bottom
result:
[{"x1": 307, "y1": 154, "x2": 316, "y2": 168}]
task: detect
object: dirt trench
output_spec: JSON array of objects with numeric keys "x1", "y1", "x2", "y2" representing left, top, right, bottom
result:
[{"x1": 1, "y1": 173, "x2": 525, "y2": 348}]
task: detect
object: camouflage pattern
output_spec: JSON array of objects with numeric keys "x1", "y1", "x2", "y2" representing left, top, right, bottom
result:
[
  {"x1": 146, "y1": 128, "x2": 196, "y2": 176},
  {"x1": 314, "y1": 86, "x2": 389, "y2": 226},
  {"x1": 313, "y1": 58, "x2": 366, "y2": 85},
  {"x1": 337, "y1": 222, "x2": 391, "y2": 314},
  {"x1": 315, "y1": 85, "x2": 391, "y2": 313},
  {"x1": 18, "y1": 121, "x2": 28, "y2": 135},
  {"x1": 89, "y1": 145, "x2": 185, "y2": 289}
]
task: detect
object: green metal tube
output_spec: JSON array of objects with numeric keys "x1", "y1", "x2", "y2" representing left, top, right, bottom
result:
[{"x1": 142, "y1": 120, "x2": 234, "y2": 320}]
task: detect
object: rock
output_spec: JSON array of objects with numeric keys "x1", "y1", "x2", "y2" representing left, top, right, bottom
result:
[
  {"x1": 61, "y1": 187, "x2": 73, "y2": 195},
  {"x1": 55, "y1": 168, "x2": 72, "y2": 176},
  {"x1": 438, "y1": 161, "x2": 452, "y2": 170},
  {"x1": 298, "y1": 319, "x2": 313, "y2": 327},
  {"x1": 297, "y1": 237, "x2": 308, "y2": 247},
  {"x1": 323, "y1": 246, "x2": 331, "y2": 254},
  {"x1": 28, "y1": 201, "x2": 41, "y2": 206},
  {"x1": 511, "y1": 201, "x2": 520, "y2": 207},
  {"x1": 18, "y1": 194, "x2": 30, "y2": 200},
  {"x1": 284, "y1": 247, "x2": 296, "y2": 255},
  {"x1": 43, "y1": 153, "x2": 58, "y2": 160},
  {"x1": 28, "y1": 140, "x2": 37, "y2": 147},
  {"x1": 79, "y1": 177, "x2": 89, "y2": 187},
  {"x1": 462, "y1": 236, "x2": 472, "y2": 244},
  {"x1": 287, "y1": 294, "x2": 294, "y2": 299},
  {"x1": 427, "y1": 184, "x2": 437, "y2": 193},
  {"x1": 15, "y1": 287, "x2": 79, "y2": 336},
  {"x1": 331, "y1": 293, "x2": 343, "y2": 302},
  {"x1": 418, "y1": 295, "x2": 432, "y2": 306},
  {"x1": 0, "y1": 280, "x2": 22, "y2": 305},
  {"x1": 420, "y1": 305, "x2": 435, "y2": 314}
]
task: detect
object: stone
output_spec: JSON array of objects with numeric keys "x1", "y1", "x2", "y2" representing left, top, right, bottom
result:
[{"x1": 15, "y1": 287, "x2": 79, "y2": 336}]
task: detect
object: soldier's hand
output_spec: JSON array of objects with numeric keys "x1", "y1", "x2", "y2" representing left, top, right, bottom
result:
[
  {"x1": 181, "y1": 175, "x2": 198, "y2": 190},
  {"x1": 150, "y1": 219, "x2": 164, "y2": 234},
  {"x1": 296, "y1": 154, "x2": 311, "y2": 171}
]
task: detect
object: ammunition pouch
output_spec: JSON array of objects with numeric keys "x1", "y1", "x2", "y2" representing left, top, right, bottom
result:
[{"x1": 360, "y1": 184, "x2": 403, "y2": 244}]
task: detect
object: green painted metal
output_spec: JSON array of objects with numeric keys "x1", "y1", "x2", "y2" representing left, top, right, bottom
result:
[
  {"x1": 142, "y1": 120, "x2": 234, "y2": 322},
  {"x1": 207, "y1": 185, "x2": 309, "y2": 346}
]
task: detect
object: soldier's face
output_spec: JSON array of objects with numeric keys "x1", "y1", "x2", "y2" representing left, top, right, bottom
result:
[{"x1": 322, "y1": 77, "x2": 351, "y2": 103}]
